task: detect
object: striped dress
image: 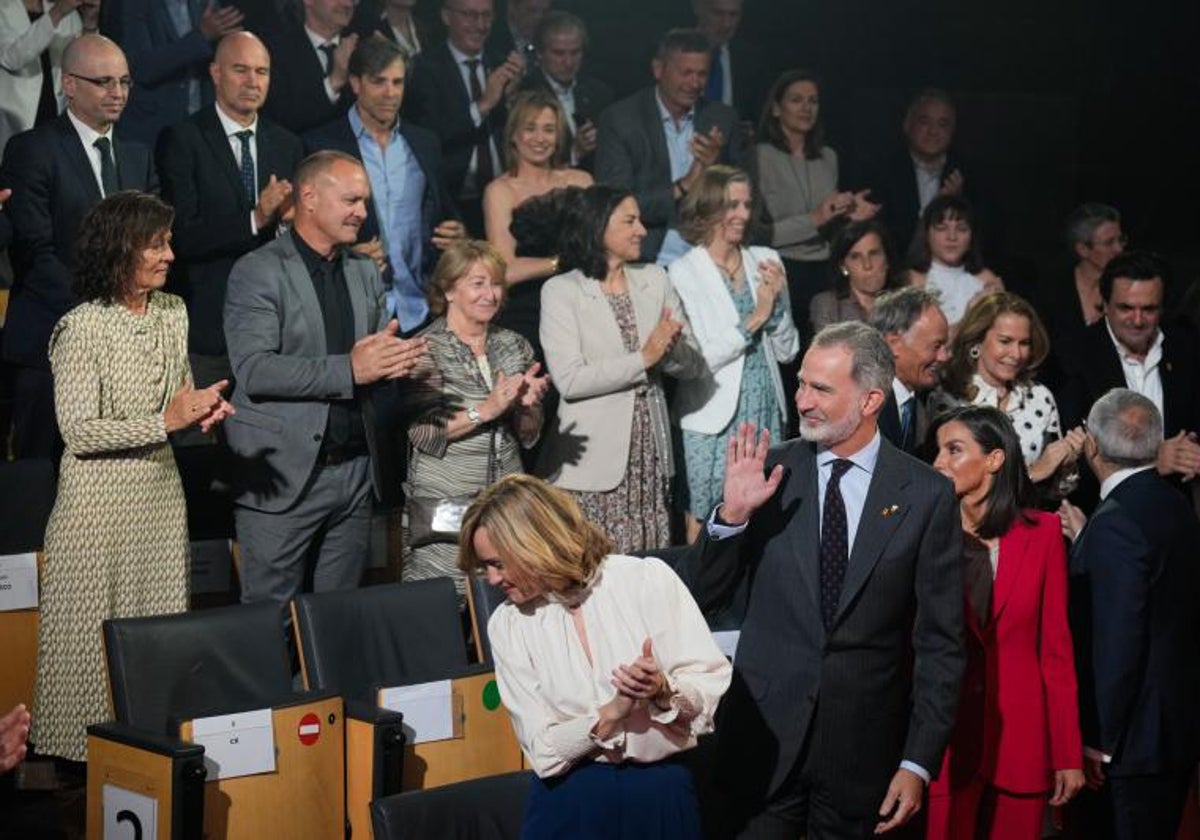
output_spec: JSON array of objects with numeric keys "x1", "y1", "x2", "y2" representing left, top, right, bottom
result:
[{"x1": 402, "y1": 318, "x2": 540, "y2": 596}]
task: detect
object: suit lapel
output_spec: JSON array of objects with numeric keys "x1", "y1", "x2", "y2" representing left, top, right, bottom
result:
[
  {"x1": 990, "y1": 519, "x2": 1029, "y2": 624},
  {"x1": 345, "y1": 257, "x2": 369, "y2": 337},
  {"x1": 785, "y1": 443, "x2": 824, "y2": 624},
  {"x1": 834, "y1": 442, "x2": 910, "y2": 625},
  {"x1": 626, "y1": 267, "x2": 660, "y2": 346},
  {"x1": 1159, "y1": 332, "x2": 1182, "y2": 431},
  {"x1": 57, "y1": 117, "x2": 102, "y2": 204},
  {"x1": 199, "y1": 108, "x2": 249, "y2": 208},
  {"x1": 278, "y1": 235, "x2": 328, "y2": 349},
  {"x1": 640, "y1": 89, "x2": 672, "y2": 189}
]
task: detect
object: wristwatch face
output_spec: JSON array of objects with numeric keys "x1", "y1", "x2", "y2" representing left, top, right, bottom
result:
[{"x1": 467, "y1": 406, "x2": 481, "y2": 424}]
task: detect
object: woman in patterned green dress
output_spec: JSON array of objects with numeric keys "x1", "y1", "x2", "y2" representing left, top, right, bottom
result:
[
  {"x1": 668, "y1": 166, "x2": 800, "y2": 543},
  {"x1": 31, "y1": 192, "x2": 233, "y2": 762}
]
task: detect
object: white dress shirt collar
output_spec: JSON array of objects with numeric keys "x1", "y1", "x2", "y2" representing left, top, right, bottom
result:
[
  {"x1": 655, "y1": 88, "x2": 694, "y2": 129},
  {"x1": 215, "y1": 102, "x2": 258, "y2": 137},
  {"x1": 891, "y1": 377, "x2": 915, "y2": 409},
  {"x1": 1099, "y1": 465, "x2": 1154, "y2": 501},
  {"x1": 1104, "y1": 318, "x2": 1164, "y2": 367},
  {"x1": 304, "y1": 24, "x2": 338, "y2": 50},
  {"x1": 816, "y1": 428, "x2": 882, "y2": 477}
]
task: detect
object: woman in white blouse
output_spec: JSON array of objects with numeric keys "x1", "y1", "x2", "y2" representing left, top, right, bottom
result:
[
  {"x1": 929, "y1": 292, "x2": 1086, "y2": 494},
  {"x1": 668, "y1": 165, "x2": 798, "y2": 542},
  {"x1": 906, "y1": 195, "x2": 1003, "y2": 331},
  {"x1": 458, "y1": 474, "x2": 731, "y2": 839}
]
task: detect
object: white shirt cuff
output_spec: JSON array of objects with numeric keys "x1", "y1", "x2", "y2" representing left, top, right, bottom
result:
[
  {"x1": 249, "y1": 210, "x2": 258, "y2": 236},
  {"x1": 323, "y1": 79, "x2": 339, "y2": 103},
  {"x1": 469, "y1": 102, "x2": 484, "y2": 126},
  {"x1": 1084, "y1": 746, "x2": 1112, "y2": 764},
  {"x1": 705, "y1": 503, "x2": 748, "y2": 540},
  {"x1": 899, "y1": 760, "x2": 930, "y2": 784}
]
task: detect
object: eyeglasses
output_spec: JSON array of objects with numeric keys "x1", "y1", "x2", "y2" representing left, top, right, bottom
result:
[
  {"x1": 446, "y1": 7, "x2": 493, "y2": 23},
  {"x1": 1089, "y1": 234, "x2": 1128, "y2": 249},
  {"x1": 69, "y1": 73, "x2": 133, "y2": 91}
]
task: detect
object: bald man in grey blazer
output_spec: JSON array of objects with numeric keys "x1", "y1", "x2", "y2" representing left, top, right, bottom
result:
[{"x1": 223, "y1": 151, "x2": 428, "y2": 605}]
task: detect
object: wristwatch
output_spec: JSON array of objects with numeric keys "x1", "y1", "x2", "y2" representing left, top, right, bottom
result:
[{"x1": 467, "y1": 405, "x2": 482, "y2": 425}]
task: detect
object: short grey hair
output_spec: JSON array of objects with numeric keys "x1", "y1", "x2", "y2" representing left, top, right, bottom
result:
[
  {"x1": 1065, "y1": 202, "x2": 1121, "y2": 249},
  {"x1": 810, "y1": 321, "x2": 895, "y2": 393},
  {"x1": 871, "y1": 286, "x2": 943, "y2": 336},
  {"x1": 1087, "y1": 388, "x2": 1163, "y2": 468}
]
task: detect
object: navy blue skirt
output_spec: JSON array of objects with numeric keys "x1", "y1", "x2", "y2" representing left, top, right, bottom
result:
[{"x1": 522, "y1": 760, "x2": 702, "y2": 840}]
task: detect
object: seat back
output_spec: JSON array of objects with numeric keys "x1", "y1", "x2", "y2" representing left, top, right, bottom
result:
[
  {"x1": 466, "y1": 576, "x2": 506, "y2": 665},
  {"x1": 0, "y1": 458, "x2": 55, "y2": 553},
  {"x1": 370, "y1": 770, "x2": 532, "y2": 840},
  {"x1": 104, "y1": 602, "x2": 294, "y2": 733},
  {"x1": 292, "y1": 579, "x2": 468, "y2": 700},
  {"x1": 0, "y1": 458, "x2": 55, "y2": 713}
]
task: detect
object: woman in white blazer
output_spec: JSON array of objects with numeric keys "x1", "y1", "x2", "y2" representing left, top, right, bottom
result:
[
  {"x1": 0, "y1": 0, "x2": 89, "y2": 153},
  {"x1": 533, "y1": 185, "x2": 705, "y2": 554},
  {"x1": 668, "y1": 166, "x2": 799, "y2": 542}
]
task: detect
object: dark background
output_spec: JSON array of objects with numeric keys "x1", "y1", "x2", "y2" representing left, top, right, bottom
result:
[{"x1": 554, "y1": 0, "x2": 1200, "y2": 281}]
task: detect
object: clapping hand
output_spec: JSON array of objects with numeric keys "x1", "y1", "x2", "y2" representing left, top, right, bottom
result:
[
  {"x1": 612, "y1": 638, "x2": 668, "y2": 706},
  {"x1": 721, "y1": 423, "x2": 784, "y2": 524},
  {"x1": 640, "y1": 307, "x2": 683, "y2": 369},
  {"x1": 1156, "y1": 430, "x2": 1200, "y2": 481},
  {"x1": 847, "y1": 189, "x2": 881, "y2": 221},
  {"x1": 164, "y1": 378, "x2": 235, "y2": 433},
  {"x1": 350, "y1": 320, "x2": 428, "y2": 384},
  {"x1": 518, "y1": 362, "x2": 550, "y2": 408}
]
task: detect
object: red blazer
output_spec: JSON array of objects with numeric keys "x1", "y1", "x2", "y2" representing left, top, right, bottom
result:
[{"x1": 935, "y1": 510, "x2": 1083, "y2": 794}]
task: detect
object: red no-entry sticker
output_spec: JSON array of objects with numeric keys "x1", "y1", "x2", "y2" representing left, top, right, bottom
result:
[{"x1": 298, "y1": 713, "x2": 321, "y2": 746}]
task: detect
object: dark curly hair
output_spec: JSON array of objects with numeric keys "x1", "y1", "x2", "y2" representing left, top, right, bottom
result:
[
  {"x1": 906, "y1": 194, "x2": 985, "y2": 274},
  {"x1": 511, "y1": 184, "x2": 633, "y2": 279},
  {"x1": 74, "y1": 191, "x2": 174, "y2": 304}
]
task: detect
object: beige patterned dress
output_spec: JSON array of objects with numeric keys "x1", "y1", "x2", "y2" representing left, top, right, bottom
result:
[{"x1": 32, "y1": 292, "x2": 192, "y2": 761}]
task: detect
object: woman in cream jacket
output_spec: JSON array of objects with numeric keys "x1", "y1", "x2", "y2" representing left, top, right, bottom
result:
[{"x1": 532, "y1": 185, "x2": 705, "y2": 554}]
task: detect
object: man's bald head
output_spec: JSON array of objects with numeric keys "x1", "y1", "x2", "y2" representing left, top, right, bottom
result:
[
  {"x1": 211, "y1": 32, "x2": 271, "y2": 123},
  {"x1": 61, "y1": 35, "x2": 130, "y2": 132}
]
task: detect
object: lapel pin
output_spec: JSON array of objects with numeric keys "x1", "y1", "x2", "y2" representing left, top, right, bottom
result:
[{"x1": 882, "y1": 504, "x2": 900, "y2": 517}]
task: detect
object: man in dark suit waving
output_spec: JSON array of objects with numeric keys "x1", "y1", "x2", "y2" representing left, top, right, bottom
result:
[
  {"x1": 1, "y1": 34, "x2": 158, "y2": 458},
  {"x1": 680, "y1": 320, "x2": 964, "y2": 837},
  {"x1": 1064, "y1": 389, "x2": 1200, "y2": 840},
  {"x1": 157, "y1": 32, "x2": 305, "y2": 387}
]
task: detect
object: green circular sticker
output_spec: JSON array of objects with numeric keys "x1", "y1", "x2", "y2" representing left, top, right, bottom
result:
[{"x1": 482, "y1": 679, "x2": 502, "y2": 711}]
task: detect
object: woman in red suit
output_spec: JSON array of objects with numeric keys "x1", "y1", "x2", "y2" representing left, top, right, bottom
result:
[{"x1": 927, "y1": 405, "x2": 1085, "y2": 838}]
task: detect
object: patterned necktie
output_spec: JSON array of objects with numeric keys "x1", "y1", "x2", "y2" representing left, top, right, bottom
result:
[
  {"x1": 819, "y1": 458, "x2": 854, "y2": 630},
  {"x1": 318, "y1": 42, "x2": 337, "y2": 79},
  {"x1": 235, "y1": 129, "x2": 256, "y2": 205},
  {"x1": 93, "y1": 136, "x2": 118, "y2": 196},
  {"x1": 464, "y1": 59, "x2": 495, "y2": 185},
  {"x1": 900, "y1": 395, "x2": 916, "y2": 452},
  {"x1": 705, "y1": 47, "x2": 724, "y2": 103}
]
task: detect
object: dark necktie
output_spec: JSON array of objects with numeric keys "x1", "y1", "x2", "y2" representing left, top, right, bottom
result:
[
  {"x1": 464, "y1": 59, "x2": 495, "y2": 185},
  {"x1": 93, "y1": 136, "x2": 118, "y2": 196},
  {"x1": 900, "y1": 396, "x2": 916, "y2": 452},
  {"x1": 819, "y1": 459, "x2": 854, "y2": 630},
  {"x1": 705, "y1": 47, "x2": 724, "y2": 103},
  {"x1": 235, "y1": 130, "x2": 256, "y2": 205},
  {"x1": 318, "y1": 42, "x2": 337, "y2": 79}
]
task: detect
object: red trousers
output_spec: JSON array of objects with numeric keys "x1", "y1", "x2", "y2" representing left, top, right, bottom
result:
[{"x1": 926, "y1": 774, "x2": 1047, "y2": 840}]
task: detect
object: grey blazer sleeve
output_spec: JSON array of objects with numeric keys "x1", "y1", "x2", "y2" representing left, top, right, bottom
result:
[{"x1": 224, "y1": 250, "x2": 356, "y2": 401}]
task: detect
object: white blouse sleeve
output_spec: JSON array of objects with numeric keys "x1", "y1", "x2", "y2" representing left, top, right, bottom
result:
[
  {"x1": 488, "y1": 608, "x2": 610, "y2": 778},
  {"x1": 636, "y1": 557, "x2": 733, "y2": 735}
]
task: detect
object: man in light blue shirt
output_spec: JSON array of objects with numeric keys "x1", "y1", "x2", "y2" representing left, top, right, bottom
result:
[{"x1": 305, "y1": 38, "x2": 463, "y2": 333}]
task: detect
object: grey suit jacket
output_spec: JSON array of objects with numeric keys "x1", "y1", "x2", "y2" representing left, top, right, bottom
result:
[
  {"x1": 678, "y1": 436, "x2": 964, "y2": 817},
  {"x1": 594, "y1": 87, "x2": 745, "y2": 263},
  {"x1": 223, "y1": 234, "x2": 389, "y2": 512}
]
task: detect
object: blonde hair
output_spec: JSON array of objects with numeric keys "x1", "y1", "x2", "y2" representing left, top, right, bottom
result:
[
  {"x1": 427, "y1": 239, "x2": 507, "y2": 317},
  {"x1": 503, "y1": 90, "x2": 570, "y2": 173},
  {"x1": 678, "y1": 164, "x2": 751, "y2": 245},
  {"x1": 457, "y1": 474, "x2": 613, "y2": 593}
]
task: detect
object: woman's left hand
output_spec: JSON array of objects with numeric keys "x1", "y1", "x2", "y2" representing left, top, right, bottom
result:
[
  {"x1": 198, "y1": 395, "x2": 236, "y2": 433},
  {"x1": 1049, "y1": 768, "x2": 1086, "y2": 806},
  {"x1": 518, "y1": 362, "x2": 551, "y2": 408},
  {"x1": 846, "y1": 189, "x2": 881, "y2": 221},
  {"x1": 611, "y1": 638, "x2": 668, "y2": 706}
]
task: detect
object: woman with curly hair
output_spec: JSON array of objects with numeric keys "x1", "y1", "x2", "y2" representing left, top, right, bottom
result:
[
  {"x1": 31, "y1": 191, "x2": 232, "y2": 764},
  {"x1": 459, "y1": 473, "x2": 731, "y2": 838}
]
